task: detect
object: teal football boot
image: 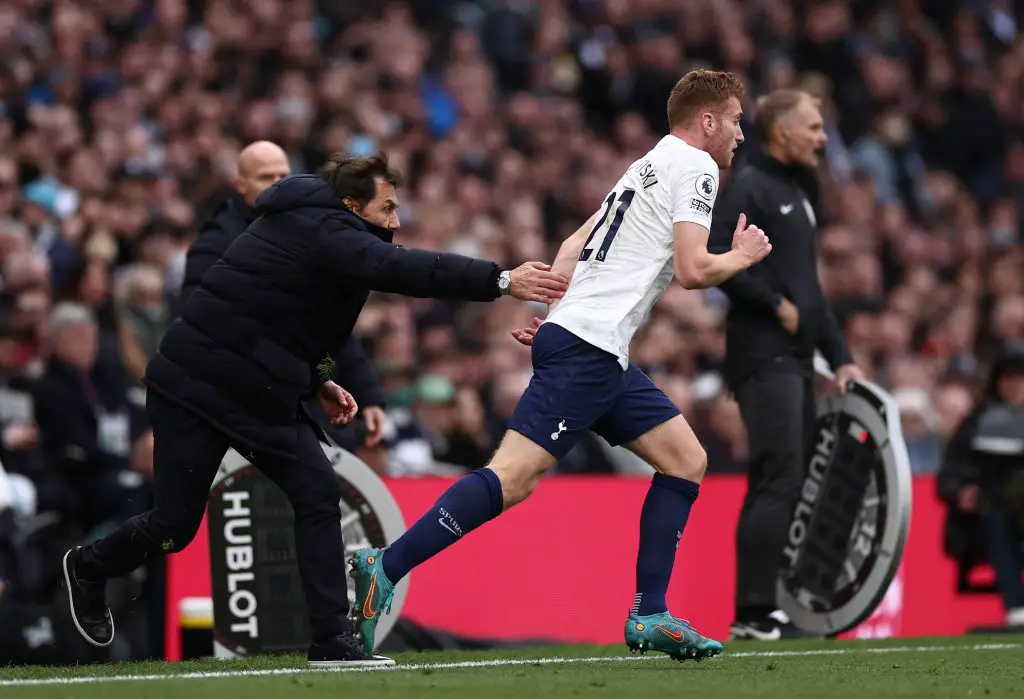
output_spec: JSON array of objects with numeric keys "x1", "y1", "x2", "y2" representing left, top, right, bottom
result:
[
  {"x1": 624, "y1": 612, "x2": 724, "y2": 662},
  {"x1": 348, "y1": 548, "x2": 396, "y2": 654}
]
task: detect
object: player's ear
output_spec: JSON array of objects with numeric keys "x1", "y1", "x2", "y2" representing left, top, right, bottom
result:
[{"x1": 341, "y1": 196, "x2": 359, "y2": 214}]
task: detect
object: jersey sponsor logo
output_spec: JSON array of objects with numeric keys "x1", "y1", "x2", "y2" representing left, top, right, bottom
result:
[
  {"x1": 695, "y1": 174, "x2": 716, "y2": 200},
  {"x1": 780, "y1": 203, "x2": 794, "y2": 215},
  {"x1": 689, "y1": 198, "x2": 711, "y2": 215}
]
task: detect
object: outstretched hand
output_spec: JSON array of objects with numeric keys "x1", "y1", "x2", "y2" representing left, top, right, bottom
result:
[
  {"x1": 511, "y1": 316, "x2": 543, "y2": 346},
  {"x1": 509, "y1": 262, "x2": 568, "y2": 304}
]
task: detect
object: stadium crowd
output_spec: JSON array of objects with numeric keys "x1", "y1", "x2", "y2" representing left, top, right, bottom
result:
[{"x1": 0, "y1": 0, "x2": 1023, "y2": 655}]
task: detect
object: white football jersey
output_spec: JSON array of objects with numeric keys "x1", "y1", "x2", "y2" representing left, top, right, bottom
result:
[{"x1": 545, "y1": 135, "x2": 719, "y2": 369}]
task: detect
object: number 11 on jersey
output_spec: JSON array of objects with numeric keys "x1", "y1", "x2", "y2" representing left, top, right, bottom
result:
[{"x1": 579, "y1": 189, "x2": 636, "y2": 262}]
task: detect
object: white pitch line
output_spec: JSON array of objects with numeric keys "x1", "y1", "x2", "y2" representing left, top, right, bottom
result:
[{"x1": 1, "y1": 643, "x2": 1020, "y2": 688}]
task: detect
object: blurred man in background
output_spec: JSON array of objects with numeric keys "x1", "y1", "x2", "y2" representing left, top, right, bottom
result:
[
  {"x1": 33, "y1": 303, "x2": 150, "y2": 531},
  {"x1": 178, "y1": 141, "x2": 386, "y2": 449},
  {"x1": 939, "y1": 343, "x2": 1024, "y2": 629},
  {"x1": 710, "y1": 90, "x2": 863, "y2": 640}
]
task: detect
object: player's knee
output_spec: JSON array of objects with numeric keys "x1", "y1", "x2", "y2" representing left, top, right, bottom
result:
[
  {"x1": 488, "y1": 462, "x2": 529, "y2": 508},
  {"x1": 656, "y1": 444, "x2": 707, "y2": 482},
  {"x1": 489, "y1": 459, "x2": 547, "y2": 509}
]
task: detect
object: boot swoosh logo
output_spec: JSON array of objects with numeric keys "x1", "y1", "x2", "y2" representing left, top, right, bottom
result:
[
  {"x1": 363, "y1": 572, "x2": 379, "y2": 619},
  {"x1": 655, "y1": 625, "x2": 684, "y2": 641}
]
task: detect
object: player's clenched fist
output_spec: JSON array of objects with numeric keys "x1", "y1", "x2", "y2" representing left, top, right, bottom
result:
[
  {"x1": 731, "y1": 213, "x2": 771, "y2": 265},
  {"x1": 509, "y1": 261, "x2": 569, "y2": 304}
]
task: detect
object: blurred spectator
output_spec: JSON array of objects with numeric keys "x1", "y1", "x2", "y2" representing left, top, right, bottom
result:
[
  {"x1": 939, "y1": 343, "x2": 1024, "y2": 628},
  {"x1": 32, "y1": 303, "x2": 150, "y2": 533},
  {"x1": 893, "y1": 387, "x2": 943, "y2": 474},
  {"x1": 113, "y1": 263, "x2": 168, "y2": 386}
]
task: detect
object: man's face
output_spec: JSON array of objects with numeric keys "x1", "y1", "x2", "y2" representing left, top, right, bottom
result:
[
  {"x1": 55, "y1": 321, "x2": 98, "y2": 371},
  {"x1": 998, "y1": 371, "x2": 1024, "y2": 407},
  {"x1": 706, "y1": 96, "x2": 745, "y2": 170},
  {"x1": 779, "y1": 97, "x2": 828, "y2": 167},
  {"x1": 347, "y1": 177, "x2": 401, "y2": 230},
  {"x1": 236, "y1": 157, "x2": 290, "y2": 207}
]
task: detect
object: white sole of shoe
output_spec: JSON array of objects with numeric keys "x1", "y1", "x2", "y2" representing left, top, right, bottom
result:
[
  {"x1": 308, "y1": 656, "x2": 396, "y2": 668},
  {"x1": 62, "y1": 548, "x2": 115, "y2": 648},
  {"x1": 729, "y1": 623, "x2": 782, "y2": 641}
]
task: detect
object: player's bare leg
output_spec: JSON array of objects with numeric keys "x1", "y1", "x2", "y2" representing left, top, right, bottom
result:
[
  {"x1": 621, "y1": 415, "x2": 723, "y2": 661},
  {"x1": 485, "y1": 430, "x2": 559, "y2": 508},
  {"x1": 349, "y1": 430, "x2": 555, "y2": 652}
]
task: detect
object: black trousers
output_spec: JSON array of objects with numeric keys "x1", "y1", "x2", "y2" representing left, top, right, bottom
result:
[
  {"x1": 76, "y1": 391, "x2": 348, "y2": 641},
  {"x1": 734, "y1": 371, "x2": 816, "y2": 614}
]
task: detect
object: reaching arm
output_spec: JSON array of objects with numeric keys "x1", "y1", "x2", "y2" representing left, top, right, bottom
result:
[
  {"x1": 319, "y1": 222, "x2": 567, "y2": 304},
  {"x1": 320, "y1": 225, "x2": 502, "y2": 301},
  {"x1": 546, "y1": 214, "x2": 595, "y2": 312},
  {"x1": 673, "y1": 217, "x2": 769, "y2": 289}
]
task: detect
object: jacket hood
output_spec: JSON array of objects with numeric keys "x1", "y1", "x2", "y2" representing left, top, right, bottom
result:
[{"x1": 255, "y1": 174, "x2": 341, "y2": 214}]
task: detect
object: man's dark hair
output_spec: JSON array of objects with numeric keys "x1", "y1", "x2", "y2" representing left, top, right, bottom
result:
[{"x1": 317, "y1": 151, "x2": 404, "y2": 208}]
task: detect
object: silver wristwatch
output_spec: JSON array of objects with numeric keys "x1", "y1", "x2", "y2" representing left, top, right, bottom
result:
[{"x1": 497, "y1": 270, "x2": 511, "y2": 296}]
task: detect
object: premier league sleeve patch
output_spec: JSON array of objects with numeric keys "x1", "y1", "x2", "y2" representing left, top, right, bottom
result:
[{"x1": 695, "y1": 173, "x2": 716, "y2": 200}]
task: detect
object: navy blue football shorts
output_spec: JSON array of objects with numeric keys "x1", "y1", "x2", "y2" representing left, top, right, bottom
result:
[{"x1": 507, "y1": 322, "x2": 681, "y2": 458}]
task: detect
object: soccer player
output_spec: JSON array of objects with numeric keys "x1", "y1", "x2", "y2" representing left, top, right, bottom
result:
[{"x1": 350, "y1": 70, "x2": 772, "y2": 661}]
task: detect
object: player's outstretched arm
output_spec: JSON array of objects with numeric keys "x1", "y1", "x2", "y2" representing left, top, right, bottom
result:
[
  {"x1": 545, "y1": 213, "x2": 596, "y2": 312},
  {"x1": 673, "y1": 214, "x2": 771, "y2": 289}
]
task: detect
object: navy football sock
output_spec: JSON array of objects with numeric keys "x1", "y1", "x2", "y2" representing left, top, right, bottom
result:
[
  {"x1": 382, "y1": 468, "x2": 504, "y2": 583},
  {"x1": 632, "y1": 473, "x2": 700, "y2": 617}
]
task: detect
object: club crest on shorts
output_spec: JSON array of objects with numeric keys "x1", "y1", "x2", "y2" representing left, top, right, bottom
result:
[
  {"x1": 551, "y1": 420, "x2": 567, "y2": 441},
  {"x1": 776, "y1": 379, "x2": 912, "y2": 636}
]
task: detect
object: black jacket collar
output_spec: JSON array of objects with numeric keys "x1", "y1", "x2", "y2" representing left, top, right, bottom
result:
[
  {"x1": 230, "y1": 192, "x2": 257, "y2": 226},
  {"x1": 748, "y1": 148, "x2": 808, "y2": 183},
  {"x1": 338, "y1": 206, "x2": 394, "y2": 243},
  {"x1": 748, "y1": 148, "x2": 823, "y2": 216}
]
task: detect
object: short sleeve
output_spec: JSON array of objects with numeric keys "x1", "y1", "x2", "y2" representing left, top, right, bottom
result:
[{"x1": 669, "y1": 153, "x2": 719, "y2": 230}]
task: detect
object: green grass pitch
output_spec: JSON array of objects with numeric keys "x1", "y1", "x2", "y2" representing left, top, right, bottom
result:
[{"x1": 2, "y1": 635, "x2": 1023, "y2": 699}]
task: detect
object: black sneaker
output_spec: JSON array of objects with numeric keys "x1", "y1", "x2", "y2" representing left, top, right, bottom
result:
[
  {"x1": 307, "y1": 631, "x2": 396, "y2": 668},
  {"x1": 729, "y1": 609, "x2": 822, "y2": 641},
  {"x1": 62, "y1": 547, "x2": 114, "y2": 648}
]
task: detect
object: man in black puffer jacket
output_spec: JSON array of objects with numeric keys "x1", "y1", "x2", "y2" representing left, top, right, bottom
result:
[
  {"x1": 62, "y1": 152, "x2": 567, "y2": 667},
  {"x1": 178, "y1": 141, "x2": 387, "y2": 450}
]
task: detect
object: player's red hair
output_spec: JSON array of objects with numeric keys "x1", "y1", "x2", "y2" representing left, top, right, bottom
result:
[{"x1": 667, "y1": 70, "x2": 745, "y2": 128}]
